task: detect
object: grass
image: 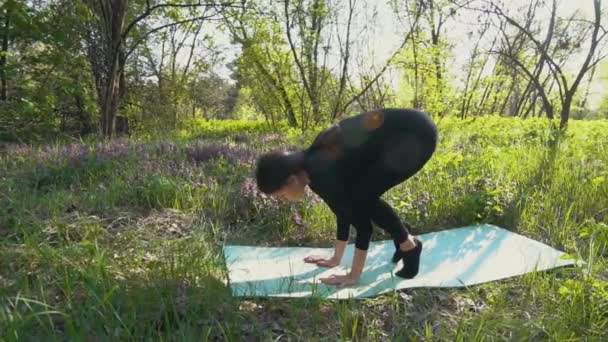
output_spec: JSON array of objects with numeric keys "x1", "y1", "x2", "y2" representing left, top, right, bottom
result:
[{"x1": 1, "y1": 116, "x2": 607, "y2": 340}]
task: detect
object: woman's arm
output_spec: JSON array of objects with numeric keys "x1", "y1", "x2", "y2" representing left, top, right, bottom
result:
[
  {"x1": 319, "y1": 211, "x2": 372, "y2": 286},
  {"x1": 303, "y1": 212, "x2": 349, "y2": 267},
  {"x1": 332, "y1": 213, "x2": 350, "y2": 262}
]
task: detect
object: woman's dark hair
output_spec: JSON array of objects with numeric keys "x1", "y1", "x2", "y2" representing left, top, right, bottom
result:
[{"x1": 255, "y1": 150, "x2": 303, "y2": 194}]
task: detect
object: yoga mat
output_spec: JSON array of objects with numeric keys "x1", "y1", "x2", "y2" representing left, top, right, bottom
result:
[{"x1": 223, "y1": 224, "x2": 579, "y2": 299}]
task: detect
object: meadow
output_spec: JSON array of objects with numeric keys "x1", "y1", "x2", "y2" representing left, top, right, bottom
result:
[{"x1": 1, "y1": 116, "x2": 607, "y2": 341}]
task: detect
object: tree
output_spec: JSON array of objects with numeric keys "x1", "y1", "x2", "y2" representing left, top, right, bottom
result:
[
  {"x1": 421, "y1": 0, "x2": 458, "y2": 114},
  {"x1": 459, "y1": 17, "x2": 496, "y2": 118},
  {"x1": 191, "y1": 73, "x2": 238, "y2": 119},
  {"x1": 392, "y1": 0, "x2": 452, "y2": 115},
  {"x1": 0, "y1": 0, "x2": 41, "y2": 103},
  {"x1": 226, "y1": 0, "x2": 422, "y2": 129},
  {"x1": 139, "y1": 19, "x2": 210, "y2": 128},
  {"x1": 224, "y1": 1, "x2": 301, "y2": 127},
  {"x1": 329, "y1": 0, "x2": 422, "y2": 119},
  {"x1": 82, "y1": 0, "x2": 237, "y2": 138},
  {"x1": 482, "y1": 0, "x2": 607, "y2": 128},
  {"x1": 0, "y1": 1, "x2": 97, "y2": 141}
]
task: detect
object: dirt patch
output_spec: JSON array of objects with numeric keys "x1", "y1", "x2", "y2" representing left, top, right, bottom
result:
[{"x1": 105, "y1": 208, "x2": 198, "y2": 238}]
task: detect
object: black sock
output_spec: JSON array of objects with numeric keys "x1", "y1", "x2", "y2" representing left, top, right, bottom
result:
[
  {"x1": 391, "y1": 220, "x2": 413, "y2": 263},
  {"x1": 395, "y1": 238, "x2": 423, "y2": 279},
  {"x1": 391, "y1": 240, "x2": 401, "y2": 263}
]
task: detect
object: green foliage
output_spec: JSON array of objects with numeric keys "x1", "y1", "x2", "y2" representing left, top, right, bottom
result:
[
  {"x1": 232, "y1": 12, "x2": 301, "y2": 125},
  {"x1": 30, "y1": 157, "x2": 114, "y2": 192},
  {"x1": 393, "y1": 10, "x2": 456, "y2": 117},
  {"x1": 230, "y1": 87, "x2": 263, "y2": 120},
  {"x1": 230, "y1": 0, "x2": 349, "y2": 129},
  {"x1": 179, "y1": 117, "x2": 287, "y2": 139},
  {"x1": 0, "y1": 1, "x2": 96, "y2": 143}
]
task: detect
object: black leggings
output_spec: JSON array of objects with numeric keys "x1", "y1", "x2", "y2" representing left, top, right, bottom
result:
[{"x1": 347, "y1": 133, "x2": 435, "y2": 250}]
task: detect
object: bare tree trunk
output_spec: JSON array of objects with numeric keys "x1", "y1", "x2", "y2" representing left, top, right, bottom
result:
[
  {"x1": 423, "y1": 0, "x2": 457, "y2": 115},
  {"x1": 487, "y1": 87, "x2": 500, "y2": 115},
  {"x1": 99, "y1": 34, "x2": 126, "y2": 138},
  {"x1": 460, "y1": 52, "x2": 475, "y2": 118},
  {"x1": 257, "y1": 59, "x2": 299, "y2": 127},
  {"x1": 284, "y1": 0, "x2": 317, "y2": 126},
  {"x1": 331, "y1": 0, "x2": 355, "y2": 120},
  {"x1": 477, "y1": 82, "x2": 494, "y2": 114},
  {"x1": 412, "y1": 29, "x2": 421, "y2": 108},
  {"x1": 428, "y1": 0, "x2": 443, "y2": 104},
  {"x1": 464, "y1": 44, "x2": 493, "y2": 117},
  {"x1": 560, "y1": 0, "x2": 604, "y2": 128},
  {"x1": 310, "y1": 0, "x2": 322, "y2": 122},
  {"x1": 499, "y1": 81, "x2": 515, "y2": 115},
  {"x1": 578, "y1": 62, "x2": 597, "y2": 114},
  {"x1": 101, "y1": 58, "x2": 122, "y2": 138},
  {"x1": 560, "y1": 97, "x2": 573, "y2": 127},
  {"x1": 493, "y1": 10, "x2": 555, "y2": 119},
  {"x1": 84, "y1": 0, "x2": 127, "y2": 139},
  {"x1": 515, "y1": 0, "x2": 556, "y2": 118},
  {"x1": 283, "y1": 0, "x2": 327, "y2": 125},
  {"x1": 461, "y1": 31, "x2": 493, "y2": 118},
  {"x1": 338, "y1": 1, "x2": 421, "y2": 116}
]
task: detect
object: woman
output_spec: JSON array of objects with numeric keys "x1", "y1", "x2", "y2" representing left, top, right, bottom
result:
[{"x1": 255, "y1": 108, "x2": 438, "y2": 287}]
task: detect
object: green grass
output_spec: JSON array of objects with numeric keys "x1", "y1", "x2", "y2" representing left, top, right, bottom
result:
[{"x1": 1, "y1": 116, "x2": 607, "y2": 340}]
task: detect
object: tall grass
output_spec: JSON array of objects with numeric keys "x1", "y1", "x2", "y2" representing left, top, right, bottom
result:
[{"x1": 1, "y1": 116, "x2": 607, "y2": 340}]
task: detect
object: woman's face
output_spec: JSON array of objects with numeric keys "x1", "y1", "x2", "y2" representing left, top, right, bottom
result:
[{"x1": 272, "y1": 175, "x2": 307, "y2": 201}]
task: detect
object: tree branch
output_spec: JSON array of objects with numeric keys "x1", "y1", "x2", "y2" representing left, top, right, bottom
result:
[
  {"x1": 494, "y1": 49, "x2": 553, "y2": 118},
  {"x1": 567, "y1": 0, "x2": 603, "y2": 98},
  {"x1": 284, "y1": 0, "x2": 314, "y2": 106},
  {"x1": 455, "y1": 0, "x2": 569, "y2": 96},
  {"x1": 125, "y1": 13, "x2": 222, "y2": 60},
  {"x1": 122, "y1": 1, "x2": 241, "y2": 40},
  {"x1": 331, "y1": 0, "x2": 355, "y2": 120},
  {"x1": 492, "y1": 22, "x2": 554, "y2": 119},
  {"x1": 182, "y1": 23, "x2": 203, "y2": 80},
  {"x1": 340, "y1": 1, "x2": 422, "y2": 113},
  {"x1": 585, "y1": 52, "x2": 608, "y2": 71},
  {"x1": 491, "y1": 1, "x2": 570, "y2": 94}
]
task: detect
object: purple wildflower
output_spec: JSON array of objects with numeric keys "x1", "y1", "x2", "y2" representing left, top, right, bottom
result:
[
  {"x1": 185, "y1": 143, "x2": 227, "y2": 164},
  {"x1": 61, "y1": 143, "x2": 90, "y2": 168},
  {"x1": 259, "y1": 133, "x2": 283, "y2": 145},
  {"x1": 232, "y1": 133, "x2": 250, "y2": 143},
  {"x1": 231, "y1": 177, "x2": 279, "y2": 222},
  {"x1": 5, "y1": 144, "x2": 33, "y2": 160},
  {"x1": 94, "y1": 139, "x2": 131, "y2": 160},
  {"x1": 239, "y1": 177, "x2": 275, "y2": 203},
  {"x1": 185, "y1": 142, "x2": 258, "y2": 165},
  {"x1": 155, "y1": 141, "x2": 178, "y2": 157}
]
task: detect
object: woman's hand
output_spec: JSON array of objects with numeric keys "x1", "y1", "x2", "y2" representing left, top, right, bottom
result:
[
  {"x1": 319, "y1": 273, "x2": 360, "y2": 287},
  {"x1": 319, "y1": 248, "x2": 366, "y2": 287},
  {"x1": 303, "y1": 255, "x2": 340, "y2": 267}
]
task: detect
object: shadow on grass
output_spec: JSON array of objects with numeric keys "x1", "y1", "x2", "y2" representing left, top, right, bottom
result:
[
  {"x1": 507, "y1": 127, "x2": 563, "y2": 234},
  {"x1": 0, "y1": 238, "x2": 242, "y2": 342},
  {"x1": 2, "y1": 272, "x2": 238, "y2": 341}
]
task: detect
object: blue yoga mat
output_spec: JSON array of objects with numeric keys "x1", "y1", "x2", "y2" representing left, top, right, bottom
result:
[{"x1": 223, "y1": 224, "x2": 578, "y2": 299}]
